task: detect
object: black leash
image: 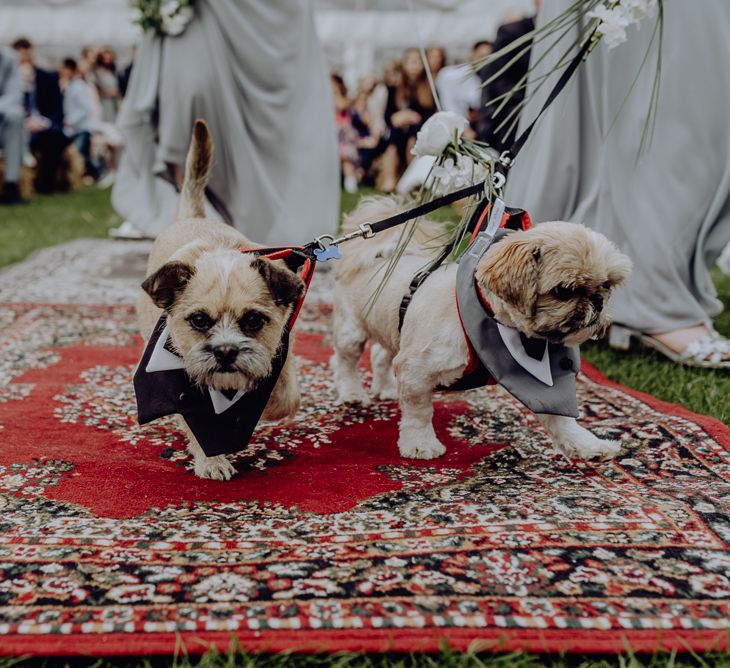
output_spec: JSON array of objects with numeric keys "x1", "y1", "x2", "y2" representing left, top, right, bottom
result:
[
  {"x1": 492, "y1": 34, "x2": 594, "y2": 186},
  {"x1": 394, "y1": 37, "x2": 594, "y2": 331},
  {"x1": 299, "y1": 181, "x2": 487, "y2": 260}
]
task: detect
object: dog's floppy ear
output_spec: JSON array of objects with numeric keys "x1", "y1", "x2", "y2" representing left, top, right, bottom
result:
[
  {"x1": 253, "y1": 257, "x2": 305, "y2": 307},
  {"x1": 141, "y1": 261, "x2": 195, "y2": 310},
  {"x1": 477, "y1": 235, "x2": 541, "y2": 316}
]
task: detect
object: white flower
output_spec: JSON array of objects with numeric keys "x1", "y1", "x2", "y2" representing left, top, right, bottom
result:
[
  {"x1": 588, "y1": 0, "x2": 658, "y2": 49},
  {"x1": 161, "y1": 3, "x2": 194, "y2": 37},
  {"x1": 427, "y1": 153, "x2": 487, "y2": 197},
  {"x1": 621, "y1": 0, "x2": 658, "y2": 22},
  {"x1": 412, "y1": 111, "x2": 469, "y2": 157},
  {"x1": 587, "y1": 4, "x2": 631, "y2": 49},
  {"x1": 160, "y1": 0, "x2": 181, "y2": 20}
]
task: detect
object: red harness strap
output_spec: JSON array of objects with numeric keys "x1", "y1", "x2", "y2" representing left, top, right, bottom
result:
[{"x1": 238, "y1": 246, "x2": 316, "y2": 331}]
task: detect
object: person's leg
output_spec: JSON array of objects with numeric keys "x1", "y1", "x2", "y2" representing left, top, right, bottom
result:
[
  {"x1": 342, "y1": 159, "x2": 358, "y2": 194},
  {"x1": 73, "y1": 131, "x2": 99, "y2": 180},
  {"x1": 31, "y1": 129, "x2": 71, "y2": 194},
  {"x1": 0, "y1": 111, "x2": 27, "y2": 203}
]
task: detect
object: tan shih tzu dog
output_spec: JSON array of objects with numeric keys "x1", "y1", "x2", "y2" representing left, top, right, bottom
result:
[
  {"x1": 332, "y1": 196, "x2": 632, "y2": 461},
  {"x1": 137, "y1": 120, "x2": 304, "y2": 480}
]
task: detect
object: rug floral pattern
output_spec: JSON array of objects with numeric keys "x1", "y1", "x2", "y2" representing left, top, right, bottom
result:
[{"x1": 0, "y1": 303, "x2": 729, "y2": 654}]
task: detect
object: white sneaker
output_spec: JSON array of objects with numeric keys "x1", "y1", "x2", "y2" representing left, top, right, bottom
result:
[
  {"x1": 344, "y1": 175, "x2": 358, "y2": 194},
  {"x1": 109, "y1": 220, "x2": 149, "y2": 240},
  {"x1": 96, "y1": 169, "x2": 116, "y2": 189},
  {"x1": 718, "y1": 240, "x2": 730, "y2": 275}
]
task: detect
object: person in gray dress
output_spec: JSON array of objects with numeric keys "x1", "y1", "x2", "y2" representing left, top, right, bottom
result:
[
  {"x1": 112, "y1": 0, "x2": 338, "y2": 245},
  {"x1": 505, "y1": 0, "x2": 730, "y2": 369},
  {"x1": 0, "y1": 47, "x2": 25, "y2": 205}
]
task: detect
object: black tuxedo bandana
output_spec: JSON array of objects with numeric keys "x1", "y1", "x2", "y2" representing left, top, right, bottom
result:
[{"x1": 134, "y1": 248, "x2": 314, "y2": 457}]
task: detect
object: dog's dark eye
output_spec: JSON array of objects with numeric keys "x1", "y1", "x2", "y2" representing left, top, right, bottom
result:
[
  {"x1": 551, "y1": 286, "x2": 574, "y2": 300},
  {"x1": 187, "y1": 311, "x2": 214, "y2": 331},
  {"x1": 602, "y1": 280, "x2": 612, "y2": 289},
  {"x1": 239, "y1": 311, "x2": 268, "y2": 334}
]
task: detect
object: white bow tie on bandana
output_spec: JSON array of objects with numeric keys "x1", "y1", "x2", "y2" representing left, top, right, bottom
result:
[
  {"x1": 495, "y1": 322, "x2": 554, "y2": 386},
  {"x1": 145, "y1": 325, "x2": 245, "y2": 414}
]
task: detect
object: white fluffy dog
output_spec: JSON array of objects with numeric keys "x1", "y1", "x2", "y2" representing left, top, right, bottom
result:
[{"x1": 331, "y1": 196, "x2": 632, "y2": 461}]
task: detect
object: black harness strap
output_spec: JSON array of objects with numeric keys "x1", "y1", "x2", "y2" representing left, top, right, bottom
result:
[
  {"x1": 399, "y1": 201, "x2": 533, "y2": 331},
  {"x1": 398, "y1": 198, "x2": 492, "y2": 331}
]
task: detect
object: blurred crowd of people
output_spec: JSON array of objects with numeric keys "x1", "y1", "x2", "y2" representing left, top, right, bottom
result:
[
  {"x1": 330, "y1": 43, "x2": 487, "y2": 194},
  {"x1": 329, "y1": 9, "x2": 535, "y2": 195},
  {"x1": 0, "y1": 38, "x2": 130, "y2": 204},
  {"x1": 0, "y1": 8, "x2": 537, "y2": 206}
]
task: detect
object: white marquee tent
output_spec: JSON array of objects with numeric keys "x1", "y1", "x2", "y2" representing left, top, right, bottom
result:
[{"x1": 0, "y1": 0, "x2": 534, "y2": 87}]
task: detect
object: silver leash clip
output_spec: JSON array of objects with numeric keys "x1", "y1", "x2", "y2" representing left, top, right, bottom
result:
[
  {"x1": 358, "y1": 222, "x2": 374, "y2": 239},
  {"x1": 492, "y1": 171, "x2": 506, "y2": 191},
  {"x1": 312, "y1": 234, "x2": 341, "y2": 262}
]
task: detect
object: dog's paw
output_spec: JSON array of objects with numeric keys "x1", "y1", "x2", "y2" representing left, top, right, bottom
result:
[
  {"x1": 373, "y1": 385, "x2": 398, "y2": 402},
  {"x1": 194, "y1": 455, "x2": 236, "y2": 481},
  {"x1": 336, "y1": 387, "x2": 371, "y2": 406},
  {"x1": 555, "y1": 436, "x2": 621, "y2": 461},
  {"x1": 398, "y1": 434, "x2": 446, "y2": 460}
]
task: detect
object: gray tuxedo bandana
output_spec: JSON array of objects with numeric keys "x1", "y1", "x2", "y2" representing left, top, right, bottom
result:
[{"x1": 454, "y1": 218, "x2": 580, "y2": 418}]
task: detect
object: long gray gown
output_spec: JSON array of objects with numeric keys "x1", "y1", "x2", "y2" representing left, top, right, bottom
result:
[
  {"x1": 112, "y1": 0, "x2": 339, "y2": 245},
  {"x1": 505, "y1": 0, "x2": 730, "y2": 333}
]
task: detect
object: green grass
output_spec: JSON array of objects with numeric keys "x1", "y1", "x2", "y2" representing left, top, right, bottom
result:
[
  {"x1": 1, "y1": 188, "x2": 729, "y2": 666},
  {"x1": 3, "y1": 648, "x2": 730, "y2": 668},
  {"x1": 0, "y1": 187, "x2": 121, "y2": 267},
  {"x1": 582, "y1": 269, "x2": 730, "y2": 425}
]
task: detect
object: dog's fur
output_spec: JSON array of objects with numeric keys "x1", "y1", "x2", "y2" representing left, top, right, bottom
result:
[
  {"x1": 332, "y1": 196, "x2": 632, "y2": 461},
  {"x1": 137, "y1": 120, "x2": 305, "y2": 480}
]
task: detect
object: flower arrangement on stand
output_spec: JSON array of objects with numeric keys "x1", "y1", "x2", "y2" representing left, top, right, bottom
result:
[{"x1": 131, "y1": 0, "x2": 195, "y2": 37}]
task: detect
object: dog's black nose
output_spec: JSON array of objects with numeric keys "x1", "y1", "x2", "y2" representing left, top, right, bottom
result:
[
  {"x1": 213, "y1": 345, "x2": 239, "y2": 366},
  {"x1": 590, "y1": 294, "x2": 604, "y2": 310}
]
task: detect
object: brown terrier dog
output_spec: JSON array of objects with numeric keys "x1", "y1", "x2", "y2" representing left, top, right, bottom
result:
[{"x1": 137, "y1": 120, "x2": 304, "y2": 480}]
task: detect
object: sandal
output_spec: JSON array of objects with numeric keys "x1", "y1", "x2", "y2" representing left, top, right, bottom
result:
[{"x1": 608, "y1": 324, "x2": 730, "y2": 370}]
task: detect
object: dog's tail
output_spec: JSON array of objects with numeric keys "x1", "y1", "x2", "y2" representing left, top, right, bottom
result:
[{"x1": 178, "y1": 119, "x2": 213, "y2": 220}]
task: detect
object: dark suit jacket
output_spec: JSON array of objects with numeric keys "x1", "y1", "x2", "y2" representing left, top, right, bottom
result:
[
  {"x1": 476, "y1": 16, "x2": 535, "y2": 151},
  {"x1": 32, "y1": 67, "x2": 63, "y2": 129}
]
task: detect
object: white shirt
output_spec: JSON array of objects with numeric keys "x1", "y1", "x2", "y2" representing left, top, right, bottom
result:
[{"x1": 63, "y1": 77, "x2": 96, "y2": 135}]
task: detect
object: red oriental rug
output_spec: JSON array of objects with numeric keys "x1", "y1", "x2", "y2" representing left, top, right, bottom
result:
[{"x1": 0, "y1": 302, "x2": 729, "y2": 657}]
